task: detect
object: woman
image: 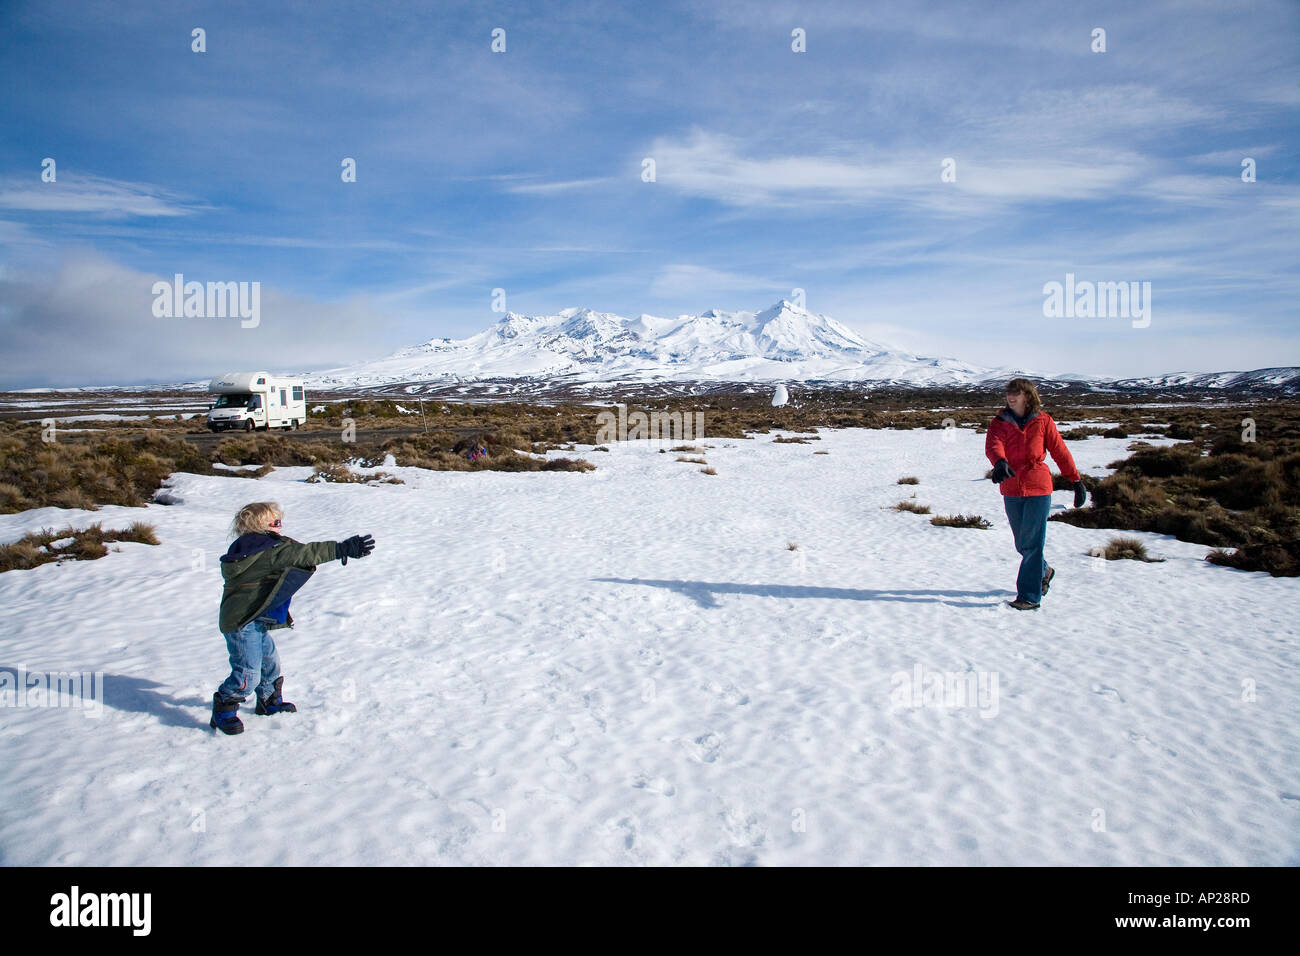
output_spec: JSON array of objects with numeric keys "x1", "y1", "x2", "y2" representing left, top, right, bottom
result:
[{"x1": 985, "y1": 378, "x2": 1087, "y2": 610}]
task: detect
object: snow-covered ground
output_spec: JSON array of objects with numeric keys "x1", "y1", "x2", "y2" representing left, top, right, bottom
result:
[{"x1": 0, "y1": 428, "x2": 1296, "y2": 865}]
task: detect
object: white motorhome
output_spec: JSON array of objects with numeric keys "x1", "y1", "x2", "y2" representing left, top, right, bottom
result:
[{"x1": 206, "y1": 372, "x2": 307, "y2": 432}]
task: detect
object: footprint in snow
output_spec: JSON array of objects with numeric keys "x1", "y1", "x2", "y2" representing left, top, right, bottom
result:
[
  {"x1": 858, "y1": 737, "x2": 887, "y2": 757},
  {"x1": 632, "y1": 773, "x2": 676, "y2": 797},
  {"x1": 1127, "y1": 730, "x2": 1178, "y2": 758},
  {"x1": 721, "y1": 807, "x2": 766, "y2": 848},
  {"x1": 1091, "y1": 683, "x2": 1125, "y2": 702},
  {"x1": 547, "y1": 754, "x2": 578, "y2": 775},
  {"x1": 686, "y1": 733, "x2": 723, "y2": 763},
  {"x1": 705, "y1": 681, "x2": 750, "y2": 706}
]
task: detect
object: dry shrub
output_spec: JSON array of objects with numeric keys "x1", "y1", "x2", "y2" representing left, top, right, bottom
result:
[
  {"x1": 1205, "y1": 461, "x2": 1280, "y2": 511},
  {"x1": 307, "y1": 463, "x2": 403, "y2": 484},
  {"x1": 892, "y1": 500, "x2": 931, "y2": 514},
  {"x1": 700, "y1": 466, "x2": 717, "y2": 475},
  {"x1": 897, "y1": 476, "x2": 919, "y2": 485},
  {"x1": 930, "y1": 514, "x2": 991, "y2": 529},
  {"x1": 1113, "y1": 446, "x2": 1199, "y2": 478},
  {"x1": 1206, "y1": 540, "x2": 1300, "y2": 576},
  {"x1": 0, "y1": 521, "x2": 160, "y2": 573},
  {"x1": 1088, "y1": 536, "x2": 1163, "y2": 561},
  {"x1": 676, "y1": 456, "x2": 708, "y2": 464}
]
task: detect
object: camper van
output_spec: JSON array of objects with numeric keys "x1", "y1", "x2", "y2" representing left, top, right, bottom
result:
[{"x1": 206, "y1": 372, "x2": 307, "y2": 432}]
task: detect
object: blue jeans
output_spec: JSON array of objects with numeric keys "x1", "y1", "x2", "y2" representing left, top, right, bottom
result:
[
  {"x1": 1003, "y1": 494, "x2": 1052, "y2": 604},
  {"x1": 216, "y1": 619, "x2": 281, "y2": 702}
]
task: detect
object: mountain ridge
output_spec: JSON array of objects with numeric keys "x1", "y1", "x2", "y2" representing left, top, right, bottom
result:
[{"x1": 304, "y1": 299, "x2": 1020, "y2": 389}]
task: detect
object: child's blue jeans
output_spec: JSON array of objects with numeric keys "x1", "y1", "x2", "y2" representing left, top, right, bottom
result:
[
  {"x1": 216, "y1": 619, "x2": 281, "y2": 702},
  {"x1": 1002, "y1": 494, "x2": 1052, "y2": 603}
]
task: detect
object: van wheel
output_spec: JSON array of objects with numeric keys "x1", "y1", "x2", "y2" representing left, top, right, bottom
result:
[{"x1": 244, "y1": 420, "x2": 254, "y2": 432}]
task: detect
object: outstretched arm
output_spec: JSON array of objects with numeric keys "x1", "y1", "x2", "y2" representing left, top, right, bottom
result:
[{"x1": 263, "y1": 538, "x2": 341, "y2": 572}]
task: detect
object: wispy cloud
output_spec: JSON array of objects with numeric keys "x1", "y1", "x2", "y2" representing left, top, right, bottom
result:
[
  {"x1": 0, "y1": 174, "x2": 206, "y2": 218},
  {"x1": 649, "y1": 263, "x2": 785, "y2": 300},
  {"x1": 505, "y1": 177, "x2": 614, "y2": 194}
]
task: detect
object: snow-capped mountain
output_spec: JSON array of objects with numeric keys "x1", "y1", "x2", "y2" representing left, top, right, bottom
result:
[
  {"x1": 303, "y1": 300, "x2": 1016, "y2": 390},
  {"x1": 1108, "y1": 368, "x2": 1300, "y2": 391}
]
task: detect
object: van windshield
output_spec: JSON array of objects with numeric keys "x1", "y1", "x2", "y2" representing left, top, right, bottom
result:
[{"x1": 213, "y1": 393, "x2": 255, "y2": 409}]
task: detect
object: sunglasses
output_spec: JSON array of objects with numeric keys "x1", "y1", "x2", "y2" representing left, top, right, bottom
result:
[{"x1": 269, "y1": 519, "x2": 282, "y2": 528}]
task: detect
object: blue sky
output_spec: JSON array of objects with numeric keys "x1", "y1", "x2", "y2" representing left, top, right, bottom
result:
[{"x1": 0, "y1": 0, "x2": 1297, "y2": 387}]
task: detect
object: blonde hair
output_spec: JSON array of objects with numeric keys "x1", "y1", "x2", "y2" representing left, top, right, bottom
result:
[
  {"x1": 230, "y1": 501, "x2": 283, "y2": 538},
  {"x1": 1005, "y1": 377, "x2": 1042, "y2": 414}
]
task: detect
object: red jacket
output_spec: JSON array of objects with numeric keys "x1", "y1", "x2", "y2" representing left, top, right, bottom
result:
[{"x1": 985, "y1": 408, "x2": 1080, "y2": 497}]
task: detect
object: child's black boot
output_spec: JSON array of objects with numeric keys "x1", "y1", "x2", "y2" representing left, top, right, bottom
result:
[
  {"x1": 255, "y1": 677, "x2": 297, "y2": 716},
  {"x1": 210, "y1": 693, "x2": 244, "y2": 735}
]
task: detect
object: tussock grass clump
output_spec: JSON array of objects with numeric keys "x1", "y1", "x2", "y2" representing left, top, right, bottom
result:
[
  {"x1": 215, "y1": 435, "x2": 341, "y2": 467},
  {"x1": 1110, "y1": 445, "x2": 1200, "y2": 478},
  {"x1": 1206, "y1": 539, "x2": 1300, "y2": 576},
  {"x1": 380, "y1": 431, "x2": 596, "y2": 473},
  {"x1": 1060, "y1": 426, "x2": 1109, "y2": 440},
  {"x1": 676, "y1": 456, "x2": 708, "y2": 464},
  {"x1": 814, "y1": 450, "x2": 829, "y2": 454},
  {"x1": 930, "y1": 514, "x2": 991, "y2": 529},
  {"x1": 1054, "y1": 438, "x2": 1300, "y2": 570},
  {"x1": 699, "y1": 466, "x2": 717, "y2": 475},
  {"x1": 0, "y1": 426, "x2": 232, "y2": 513},
  {"x1": 1088, "y1": 536, "x2": 1164, "y2": 562},
  {"x1": 670, "y1": 445, "x2": 703, "y2": 453},
  {"x1": 306, "y1": 463, "x2": 403, "y2": 485},
  {"x1": 0, "y1": 521, "x2": 159, "y2": 573},
  {"x1": 892, "y1": 500, "x2": 931, "y2": 514},
  {"x1": 897, "y1": 476, "x2": 919, "y2": 485},
  {"x1": 773, "y1": 434, "x2": 818, "y2": 443},
  {"x1": 1052, "y1": 472, "x2": 1100, "y2": 492}
]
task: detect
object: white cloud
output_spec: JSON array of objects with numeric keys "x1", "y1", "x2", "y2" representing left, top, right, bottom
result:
[
  {"x1": 647, "y1": 128, "x2": 1142, "y2": 210},
  {"x1": 0, "y1": 253, "x2": 400, "y2": 388},
  {"x1": 648, "y1": 263, "x2": 783, "y2": 300},
  {"x1": 505, "y1": 177, "x2": 614, "y2": 195},
  {"x1": 0, "y1": 174, "x2": 206, "y2": 218}
]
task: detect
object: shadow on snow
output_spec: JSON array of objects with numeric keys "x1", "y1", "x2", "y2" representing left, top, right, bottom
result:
[{"x1": 593, "y1": 578, "x2": 1005, "y2": 610}]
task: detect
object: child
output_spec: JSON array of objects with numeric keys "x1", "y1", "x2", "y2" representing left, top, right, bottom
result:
[{"x1": 211, "y1": 501, "x2": 375, "y2": 735}]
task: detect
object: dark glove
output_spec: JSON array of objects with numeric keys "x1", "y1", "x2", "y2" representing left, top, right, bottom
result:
[
  {"x1": 336, "y1": 534, "x2": 375, "y2": 565},
  {"x1": 1073, "y1": 481, "x2": 1088, "y2": 508},
  {"x1": 990, "y1": 459, "x2": 1015, "y2": 484}
]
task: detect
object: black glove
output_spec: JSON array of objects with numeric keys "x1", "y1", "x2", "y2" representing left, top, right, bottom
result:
[
  {"x1": 336, "y1": 534, "x2": 375, "y2": 565},
  {"x1": 1073, "y1": 481, "x2": 1088, "y2": 508},
  {"x1": 990, "y1": 459, "x2": 1015, "y2": 484}
]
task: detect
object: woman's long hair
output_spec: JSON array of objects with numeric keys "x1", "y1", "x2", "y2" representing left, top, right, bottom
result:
[{"x1": 1005, "y1": 378, "x2": 1042, "y2": 414}]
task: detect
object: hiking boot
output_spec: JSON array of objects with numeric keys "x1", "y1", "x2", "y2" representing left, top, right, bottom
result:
[
  {"x1": 255, "y1": 676, "x2": 296, "y2": 716},
  {"x1": 1007, "y1": 598, "x2": 1040, "y2": 611},
  {"x1": 210, "y1": 693, "x2": 244, "y2": 735},
  {"x1": 1041, "y1": 566, "x2": 1055, "y2": 594}
]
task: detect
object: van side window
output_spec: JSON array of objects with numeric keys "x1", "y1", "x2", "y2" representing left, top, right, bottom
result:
[{"x1": 292, "y1": 386, "x2": 303, "y2": 401}]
